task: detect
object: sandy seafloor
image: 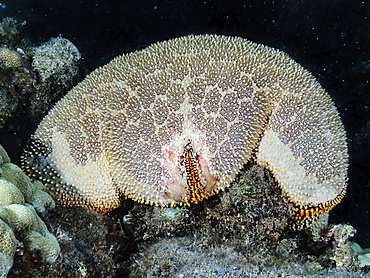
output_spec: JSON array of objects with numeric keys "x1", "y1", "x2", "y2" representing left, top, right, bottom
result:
[{"x1": 0, "y1": 0, "x2": 369, "y2": 277}]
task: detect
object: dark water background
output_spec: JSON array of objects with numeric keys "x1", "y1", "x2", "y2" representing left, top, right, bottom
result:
[{"x1": 0, "y1": 0, "x2": 369, "y2": 246}]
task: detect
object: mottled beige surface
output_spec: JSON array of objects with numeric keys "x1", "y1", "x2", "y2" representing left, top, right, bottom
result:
[{"x1": 22, "y1": 35, "x2": 348, "y2": 216}]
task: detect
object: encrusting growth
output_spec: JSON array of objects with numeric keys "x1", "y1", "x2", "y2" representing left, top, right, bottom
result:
[{"x1": 21, "y1": 34, "x2": 348, "y2": 224}]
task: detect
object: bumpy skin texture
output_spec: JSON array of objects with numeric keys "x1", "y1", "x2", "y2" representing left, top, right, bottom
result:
[{"x1": 22, "y1": 35, "x2": 348, "y2": 221}]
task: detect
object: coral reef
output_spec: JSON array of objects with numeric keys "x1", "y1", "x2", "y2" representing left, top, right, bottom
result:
[
  {"x1": 0, "y1": 47, "x2": 23, "y2": 69},
  {"x1": 32, "y1": 36, "x2": 81, "y2": 83},
  {"x1": 0, "y1": 216, "x2": 16, "y2": 278},
  {"x1": 0, "y1": 144, "x2": 125, "y2": 278},
  {"x1": 0, "y1": 22, "x2": 364, "y2": 277},
  {"x1": 125, "y1": 165, "x2": 367, "y2": 277},
  {"x1": 0, "y1": 18, "x2": 22, "y2": 48},
  {"x1": 0, "y1": 17, "x2": 86, "y2": 132},
  {"x1": 2, "y1": 204, "x2": 60, "y2": 263},
  {"x1": 0, "y1": 18, "x2": 29, "y2": 130},
  {"x1": 1, "y1": 162, "x2": 55, "y2": 213},
  {"x1": 31, "y1": 36, "x2": 83, "y2": 118},
  {"x1": 123, "y1": 164, "x2": 292, "y2": 245},
  {"x1": 320, "y1": 224, "x2": 360, "y2": 269},
  {"x1": 0, "y1": 87, "x2": 17, "y2": 131},
  {"x1": 8, "y1": 207, "x2": 126, "y2": 278},
  {"x1": 353, "y1": 243, "x2": 370, "y2": 268},
  {"x1": 0, "y1": 145, "x2": 59, "y2": 277},
  {"x1": 14, "y1": 156, "x2": 364, "y2": 277},
  {"x1": 128, "y1": 236, "x2": 368, "y2": 278}
]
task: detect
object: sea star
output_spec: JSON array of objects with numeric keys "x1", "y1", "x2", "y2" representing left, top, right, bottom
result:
[{"x1": 22, "y1": 34, "x2": 348, "y2": 223}]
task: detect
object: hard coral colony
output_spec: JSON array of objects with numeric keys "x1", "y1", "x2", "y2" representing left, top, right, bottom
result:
[{"x1": 22, "y1": 35, "x2": 348, "y2": 225}]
